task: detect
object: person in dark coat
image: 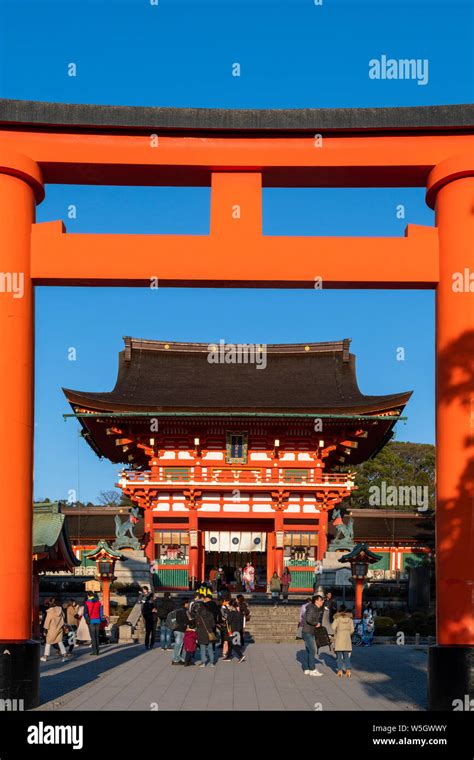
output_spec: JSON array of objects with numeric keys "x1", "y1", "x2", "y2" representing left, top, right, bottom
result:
[
  {"x1": 196, "y1": 597, "x2": 216, "y2": 667},
  {"x1": 207, "y1": 597, "x2": 219, "y2": 624},
  {"x1": 172, "y1": 600, "x2": 190, "y2": 665},
  {"x1": 301, "y1": 595, "x2": 324, "y2": 676},
  {"x1": 234, "y1": 566, "x2": 243, "y2": 592},
  {"x1": 155, "y1": 592, "x2": 174, "y2": 650},
  {"x1": 236, "y1": 594, "x2": 250, "y2": 645},
  {"x1": 324, "y1": 591, "x2": 338, "y2": 624},
  {"x1": 142, "y1": 591, "x2": 158, "y2": 650},
  {"x1": 218, "y1": 592, "x2": 232, "y2": 657},
  {"x1": 223, "y1": 600, "x2": 246, "y2": 662}
]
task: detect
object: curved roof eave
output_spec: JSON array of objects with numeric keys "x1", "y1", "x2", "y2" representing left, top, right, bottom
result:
[{"x1": 63, "y1": 387, "x2": 412, "y2": 416}]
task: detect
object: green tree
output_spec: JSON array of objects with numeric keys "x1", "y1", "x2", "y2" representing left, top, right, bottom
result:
[{"x1": 348, "y1": 441, "x2": 435, "y2": 510}]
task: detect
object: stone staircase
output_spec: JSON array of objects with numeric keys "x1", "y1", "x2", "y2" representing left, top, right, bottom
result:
[
  {"x1": 244, "y1": 604, "x2": 300, "y2": 643},
  {"x1": 126, "y1": 601, "x2": 302, "y2": 645}
]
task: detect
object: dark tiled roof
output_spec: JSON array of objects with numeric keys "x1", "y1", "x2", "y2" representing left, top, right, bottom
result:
[
  {"x1": 62, "y1": 507, "x2": 144, "y2": 543},
  {"x1": 32, "y1": 502, "x2": 80, "y2": 570},
  {"x1": 349, "y1": 509, "x2": 433, "y2": 545},
  {"x1": 64, "y1": 337, "x2": 411, "y2": 415}
]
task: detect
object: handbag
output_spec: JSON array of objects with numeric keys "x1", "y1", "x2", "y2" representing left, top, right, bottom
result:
[
  {"x1": 201, "y1": 616, "x2": 217, "y2": 642},
  {"x1": 314, "y1": 625, "x2": 331, "y2": 650}
]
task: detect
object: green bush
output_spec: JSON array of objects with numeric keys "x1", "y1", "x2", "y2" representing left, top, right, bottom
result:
[
  {"x1": 397, "y1": 618, "x2": 416, "y2": 635},
  {"x1": 380, "y1": 608, "x2": 406, "y2": 623},
  {"x1": 411, "y1": 611, "x2": 427, "y2": 623},
  {"x1": 374, "y1": 616, "x2": 395, "y2": 635},
  {"x1": 396, "y1": 615, "x2": 435, "y2": 636}
]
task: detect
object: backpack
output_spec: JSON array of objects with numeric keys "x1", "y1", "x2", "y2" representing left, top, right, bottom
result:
[
  {"x1": 155, "y1": 599, "x2": 171, "y2": 619},
  {"x1": 188, "y1": 599, "x2": 203, "y2": 621},
  {"x1": 165, "y1": 609, "x2": 180, "y2": 630}
]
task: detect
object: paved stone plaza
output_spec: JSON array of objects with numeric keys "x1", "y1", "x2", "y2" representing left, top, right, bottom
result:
[{"x1": 37, "y1": 643, "x2": 428, "y2": 711}]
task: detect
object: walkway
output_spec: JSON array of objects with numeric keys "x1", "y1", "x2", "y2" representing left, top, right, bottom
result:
[{"x1": 37, "y1": 642, "x2": 428, "y2": 711}]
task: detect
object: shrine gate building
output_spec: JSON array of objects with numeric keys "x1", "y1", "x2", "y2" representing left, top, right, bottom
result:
[{"x1": 64, "y1": 336, "x2": 410, "y2": 590}]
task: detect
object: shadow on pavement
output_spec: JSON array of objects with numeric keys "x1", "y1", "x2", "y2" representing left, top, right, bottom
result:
[
  {"x1": 317, "y1": 645, "x2": 428, "y2": 709},
  {"x1": 38, "y1": 643, "x2": 145, "y2": 707}
]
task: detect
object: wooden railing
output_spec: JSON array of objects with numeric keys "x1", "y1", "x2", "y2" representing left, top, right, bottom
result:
[{"x1": 120, "y1": 468, "x2": 353, "y2": 488}]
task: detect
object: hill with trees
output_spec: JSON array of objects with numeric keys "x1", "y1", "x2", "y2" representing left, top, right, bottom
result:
[{"x1": 348, "y1": 441, "x2": 435, "y2": 510}]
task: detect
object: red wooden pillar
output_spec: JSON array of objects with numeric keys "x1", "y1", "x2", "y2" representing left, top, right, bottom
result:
[
  {"x1": 354, "y1": 578, "x2": 364, "y2": 619},
  {"x1": 102, "y1": 578, "x2": 111, "y2": 618},
  {"x1": 144, "y1": 505, "x2": 154, "y2": 562},
  {"x1": 274, "y1": 511, "x2": 284, "y2": 577},
  {"x1": 0, "y1": 151, "x2": 43, "y2": 709},
  {"x1": 426, "y1": 155, "x2": 474, "y2": 710},
  {"x1": 188, "y1": 510, "x2": 199, "y2": 588},
  {"x1": 267, "y1": 532, "x2": 275, "y2": 588},
  {"x1": 318, "y1": 511, "x2": 328, "y2": 560},
  {"x1": 200, "y1": 540, "x2": 206, "y2": 582}
]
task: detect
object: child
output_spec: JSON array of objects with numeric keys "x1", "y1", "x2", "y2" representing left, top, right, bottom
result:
[{"x1": 183, "y1": 622, "x2": 198, "y2": 666}]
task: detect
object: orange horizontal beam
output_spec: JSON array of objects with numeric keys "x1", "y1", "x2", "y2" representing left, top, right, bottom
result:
[
  {"x1": 1, "y1": 130, "x2": 474, "y2": 186},
  {"x1": 31, "y1": 221, "x2": 438, "y2": 288}
]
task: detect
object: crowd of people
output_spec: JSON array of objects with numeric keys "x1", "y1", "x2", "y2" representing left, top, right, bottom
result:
[
  {"x1": 140, "y1": 585, "x2": 376, "y2": 674},
  {"x1": 39, "y1": 591, "x2": 107, "y2": 663},
  {"x1": 207, "y1": 561, "x2": 293, "y2": 599},
  {"x1": 38, "y1": 581, "x2": 376, "y2": 677},
  {"x1": 141, "y1": 586, "x2": 251, "y2": 666},
  {"x1": 208, "y1": 561, "x2": 260, "y2": 593}
]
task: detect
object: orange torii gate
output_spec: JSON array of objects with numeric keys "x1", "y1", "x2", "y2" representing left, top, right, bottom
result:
[{"x1": 0, "y1": 100, "x2": 472, "y2": 709}]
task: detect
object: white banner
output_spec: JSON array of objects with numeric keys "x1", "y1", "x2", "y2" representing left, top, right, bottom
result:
[
  {"x1": 204, "y1": 531, "x2": 266, "y2": 553},
  {"x1": 205, "y1": 531, "x2": 220, "y2": 551},
  {"x1": 230, "y1": 531, "x2": 242, "y2": 550},
  {"x1": 252, "y1": 532, "x2": 266, "y2": 552}
]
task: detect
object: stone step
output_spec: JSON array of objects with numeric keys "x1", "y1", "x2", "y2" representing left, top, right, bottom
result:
[
  {"x1": 247, "y1": 612, "x2": 298, "y2": 616},
  {"x1": 247, "y1": 620, "x2": 298, "y2": 625},
  {"x1": 248, "y1": 624, "x2": 298, "y2": 628}
]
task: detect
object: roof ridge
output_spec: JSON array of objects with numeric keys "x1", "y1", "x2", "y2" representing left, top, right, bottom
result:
[{"x1": 123, "y1": 336, "x2": 351, "y2": 355}]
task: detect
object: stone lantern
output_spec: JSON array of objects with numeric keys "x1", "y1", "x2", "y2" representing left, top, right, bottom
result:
[
  {"x1": 339, "y1": 543, "x2": 382, "y2": 619},
  {"x1": 82, "y1": 541, "x2": 124, "y2": 618}
]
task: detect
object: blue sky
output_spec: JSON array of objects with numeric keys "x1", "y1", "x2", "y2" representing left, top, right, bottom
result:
[{"x1": 1, "y1": 0, "x2": 471, "y2": 502}]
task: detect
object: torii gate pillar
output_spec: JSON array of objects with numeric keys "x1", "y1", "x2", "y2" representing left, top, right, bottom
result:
[
  {"x1": 0, "y1": 150, "x2": 43, "y2": 709},
  {"x1": 427, "y1": 156, "x2": 474, "y2": 710}
]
